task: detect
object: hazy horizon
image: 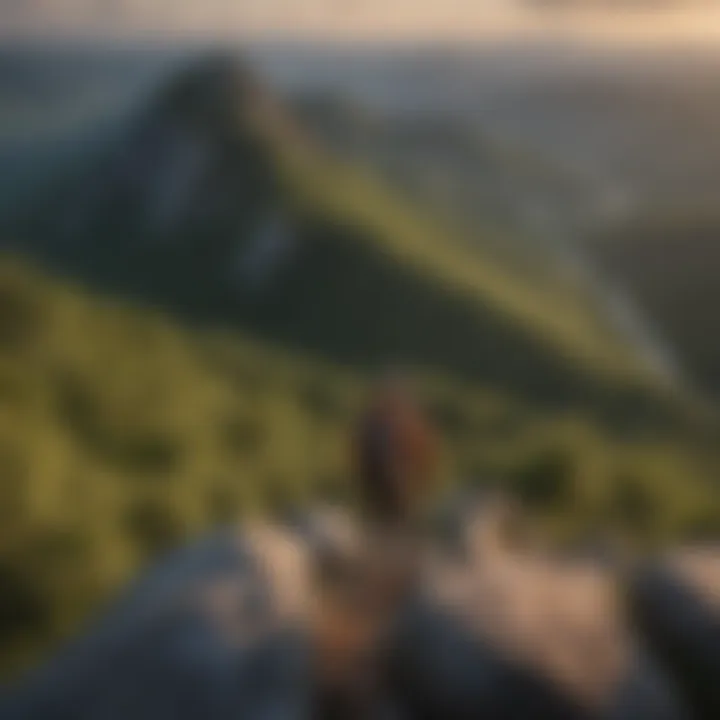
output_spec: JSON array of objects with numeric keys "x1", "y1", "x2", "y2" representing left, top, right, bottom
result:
[{"x1": 2, "y1": 2, "x2": 720, "y2": 47}]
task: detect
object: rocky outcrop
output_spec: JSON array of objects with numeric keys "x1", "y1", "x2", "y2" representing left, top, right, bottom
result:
[
  {"x1": 3, "y1": 505, "x2": 715, "y2": 719},
  {"x1": 387, "y1": 501, "x2": 682, "y2": 719},
  {"x1": 2, "y1": 523, "x2": 315, "y2": 720},
  {"x1": 629, "y1": 549, "x2": 720, "y2": 720}
]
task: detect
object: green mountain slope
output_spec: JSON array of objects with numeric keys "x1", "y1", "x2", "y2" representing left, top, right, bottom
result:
[
  {"x1": 291, "y1": 91, "x2": 591, "y2": 292},
  {"x1": 5, "y1": 55, "x2": 684, "y2": 429}
]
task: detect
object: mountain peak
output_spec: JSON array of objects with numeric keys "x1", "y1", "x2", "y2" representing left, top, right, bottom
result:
[{"x1": 148, "y1": 53, "x2": 271, "y2": 136}]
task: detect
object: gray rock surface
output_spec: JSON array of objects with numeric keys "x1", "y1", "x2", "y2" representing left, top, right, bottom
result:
[
  {"x1": 629, "y1": 548, "x2": 720, "y2": 720},
  {"x1": 3, "y1": 507, "x2": 715, "y2": 720}
]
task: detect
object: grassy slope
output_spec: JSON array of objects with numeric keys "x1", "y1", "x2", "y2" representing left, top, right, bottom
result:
[
  {"x1": 280, "y1": 147, "x2": 642, "y2": 380},
  {"x1": 1, "y1": 256, "x2": 719, "y2": 680},
  {"x1": 260, "y1": 142, "x2": 698, "y2": 430}
]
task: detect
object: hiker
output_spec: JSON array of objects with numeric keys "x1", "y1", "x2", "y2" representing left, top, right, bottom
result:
[
  {"x1": 305, "y1": 376, "x2": 441, "y2": 718},
  {"x1": 354, "y1": 374, "x2": 440, "y2": 529}
]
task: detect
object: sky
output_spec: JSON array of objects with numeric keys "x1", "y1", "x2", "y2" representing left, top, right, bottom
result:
[{"x1": 2, "y1": 0, "x2": 720, "y2": 44}]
